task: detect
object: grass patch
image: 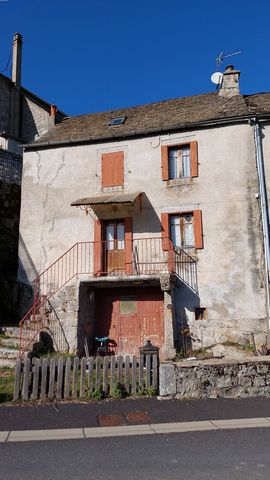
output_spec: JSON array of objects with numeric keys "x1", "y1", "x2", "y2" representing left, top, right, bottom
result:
[{"x1": 0, "y1": 367, "x2": 15, "y2": 403}]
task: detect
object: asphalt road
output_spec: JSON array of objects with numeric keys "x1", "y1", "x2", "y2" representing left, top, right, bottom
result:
[
  {"x1": 1, "y1": 396, "x2": 270, "y2": 431},
  {"x1": 1, "y1": 428, "x2": 270, "y2": 480}
]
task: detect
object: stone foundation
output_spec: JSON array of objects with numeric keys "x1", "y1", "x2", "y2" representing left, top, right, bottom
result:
[{"x1": 159, "y1": 357, "x2": 270, "y2": 398}]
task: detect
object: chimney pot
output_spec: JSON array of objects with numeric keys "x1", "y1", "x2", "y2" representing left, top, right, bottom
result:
[{"x1": 50, "y1": 104, "x2": 57, "y2": 117}]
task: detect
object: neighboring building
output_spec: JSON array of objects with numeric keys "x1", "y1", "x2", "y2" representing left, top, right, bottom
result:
[
  {"x1": 18, "y1": 65, "x2": 270, "y2": 359},
  {"x1": 0, "y1": 33, "x2": 65, "y2": 323}
]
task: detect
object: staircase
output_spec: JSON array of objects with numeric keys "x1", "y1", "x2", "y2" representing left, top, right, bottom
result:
[
  {"x1": 0, "y1": 327, "x2": 21, "y2": 367},
  {"x1": 19, "y1": 239, "x2": 197, "y2": 358}
]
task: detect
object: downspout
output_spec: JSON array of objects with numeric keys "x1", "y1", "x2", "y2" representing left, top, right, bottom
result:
[{"x1": 252, "y1": 117, "x2": 270, "y2": 328}]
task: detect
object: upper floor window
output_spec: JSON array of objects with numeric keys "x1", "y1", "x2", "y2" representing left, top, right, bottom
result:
[
  {"x1": 161, "y1": 141, "x2": 198, "y2": 181},
  {"x1": 101, "y1": 151, "x2": 124, "y2": 188},
  {"x1": 168, "y1": 145, "x2": 191, "y2": 179},
  {"x1": 161, "y1": 209, "x2": 203, "y2": 250},
  {"x1": 170, "y1": 213, "x2": 194, "y2": 248}
]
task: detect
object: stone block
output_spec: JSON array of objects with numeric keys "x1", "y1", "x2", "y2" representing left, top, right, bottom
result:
[{"x1": 159, "y1": 363, "x2": 176, "y2": 396}]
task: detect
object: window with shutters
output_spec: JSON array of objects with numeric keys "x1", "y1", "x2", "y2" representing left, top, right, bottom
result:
[
  {"x1": 101, "y1": 151, "x2": 124, "y2": 188},
  {"x1": 170, "y1": 213, "x2": 195, "y2": 248},
  {"x1": 161, "y1": 210, "x2": 203, "y2": 250},
  {"x1": 161, "y1": 141, "x2": 198, "y2": 181}
]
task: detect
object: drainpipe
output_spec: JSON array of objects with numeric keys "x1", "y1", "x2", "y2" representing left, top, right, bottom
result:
[{"x1": 252, "y1": 118, "x2": 270, "y2": 328}]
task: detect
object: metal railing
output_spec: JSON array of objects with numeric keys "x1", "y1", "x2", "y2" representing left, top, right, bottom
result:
[
  {"x1": 0, "y1": 151, "x2": 22, "y2": 184},
  {"x1": 19, "y1": 237, "x2": 197, "y2": 356}
]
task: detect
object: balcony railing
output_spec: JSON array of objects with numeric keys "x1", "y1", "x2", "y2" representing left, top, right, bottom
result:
[{"x1": 19, "y1": 237, "x2": 197, "y2": 356}]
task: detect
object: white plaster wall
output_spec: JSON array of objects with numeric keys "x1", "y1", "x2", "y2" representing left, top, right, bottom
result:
[{"x1": 19, "y1": 122, "x2": 267, "y2": 345}]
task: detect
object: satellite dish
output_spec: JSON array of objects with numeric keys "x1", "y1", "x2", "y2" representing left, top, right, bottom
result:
[{"x1": 211, "y1": 72, "x2": 223, "y2": 85}]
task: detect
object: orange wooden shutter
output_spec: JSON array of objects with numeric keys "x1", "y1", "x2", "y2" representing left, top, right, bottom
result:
[
  {"x1": 161, "y1": 146, "x2": 169, "y2": 181},
  {"x1": 161, "y1": 212, "x2": 170, "y2": 250},
  {"x1": 102, "y1": 151, "x2": 124, "y2": 187},
  {"x1": 94, "y1": 219, "x2": 102, "y2": 276},
  {"x1": 190, "y1": 141, "x2": 198, "y2": 177},
  {"x1": 194, "y1": 209, "x2": 203, "y2": 249},
  {"x1": 124, "y1": 217, "x2": 133, "y2": 275}
]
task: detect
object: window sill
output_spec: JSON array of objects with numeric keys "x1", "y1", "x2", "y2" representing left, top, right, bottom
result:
[
  {"x1": 164, "y1": 177, "x2": 194, "y2": 187},
  {"x1": 101, "y1": 186, "x2": 124, "y2": 193}
]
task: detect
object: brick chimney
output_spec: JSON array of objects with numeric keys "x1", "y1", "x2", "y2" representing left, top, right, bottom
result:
[
  {"x1": 219, "y1": 65, "x2": 240, "y2": 98},
  {"x1": 11, "y1": 33, "x2": 23, "y2": 88}
]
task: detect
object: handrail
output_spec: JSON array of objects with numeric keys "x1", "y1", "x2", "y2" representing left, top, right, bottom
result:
[{"x1": 19, "y1": 238, "x2": 198, "y2": 356}]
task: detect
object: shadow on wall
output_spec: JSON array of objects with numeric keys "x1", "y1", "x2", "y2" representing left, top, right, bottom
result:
[
  {"x1": 16, "y1": 234, "x2": 38, "y2": 318},
  {"x1": 20, "y1": 97, "x2": 39, "y2": 143},
  {"x1": 77, "y1": 283, "x2": 96, "y2": 357},
  {"x1": 173, "y1": 281, "x2": 200, "y2": 356},
  {"x1": 133, "y1": 193, "x2": 163, "y2": 235}
]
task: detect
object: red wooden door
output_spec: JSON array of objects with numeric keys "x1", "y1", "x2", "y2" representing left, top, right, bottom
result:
[
  {"x1": 95, "y1": 287, "x2": 164, "y2": 356},
  {"x1": 103, "y1": 220, "x2": 125, "y2": 274}
]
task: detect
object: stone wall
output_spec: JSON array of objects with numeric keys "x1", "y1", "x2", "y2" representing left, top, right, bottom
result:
[
  {"x1": 159, "y1": 357, "x2": 270, "y2": 398},
  {"x1": 0, "y1": 151, "x2": 22, "y2": 323}
]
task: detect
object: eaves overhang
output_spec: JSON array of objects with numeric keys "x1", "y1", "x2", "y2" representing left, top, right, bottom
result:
[{"x1": 21, "y1": 114, "x2": 254, "y2": 151}]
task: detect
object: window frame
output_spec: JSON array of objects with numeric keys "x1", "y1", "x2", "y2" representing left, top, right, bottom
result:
[
  {"x1": 161, "y1": 209, "x2": 203, "y2": 251},
  {"x1": 161, "y1": 141, "x2": 198, "y2": 181},
  {"x1": 170, "y1": 212, "x2": 195, "y2": 249}
]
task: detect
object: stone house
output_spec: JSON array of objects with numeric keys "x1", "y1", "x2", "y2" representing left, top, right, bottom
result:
[
  {"x1": 0, "y1": 33, "x2": 65, "y2": 323},
  {"x1": 18, "y1": 65, "x2": 270, "y2": 359}
]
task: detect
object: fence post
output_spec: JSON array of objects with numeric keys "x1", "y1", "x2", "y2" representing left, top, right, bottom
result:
[
  {"x1": 64, "y1": 357, "x2": 71, "y2": 399},
  {"x1": 80, "y1": 357, "x2": 87, "y2": 397},
  {"x1": 40, "y1": 358, "x2": 48, "y2": 399},
  {"x1": 110, "y1": 356, "x2": 116, "y2": 394},
  {"x1": 13, "y1": 358, "x2": 22, "y2": 401},
  {"x1": 22, "y1": 358, "x2": 31, "y2": 401},
  {"x1": 56, "y1": 357, "x2": 64, "y2": 400},
  {"x1": 72, "y1": 357, "x2": 79, "y2": 398},
  {"x1": 131, "y1": 356, "x2": 137, "y2": 394},
  {"x1": 125, "y1": 355, "x2": 130, "y2": 394},
  {"x1": 48, "y1": 357, "x2": 56, "y2": 399},
  {"x1": 103, "y1": 357, "x2": 109, "y2": 395},
  {"x1": 31, "y1": 358, "x2": 40, "y2": 400}
]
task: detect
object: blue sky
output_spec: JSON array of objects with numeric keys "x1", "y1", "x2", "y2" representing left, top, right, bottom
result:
[{"x1": 0, "y1": 0, "x2": 270, "y2": 115}]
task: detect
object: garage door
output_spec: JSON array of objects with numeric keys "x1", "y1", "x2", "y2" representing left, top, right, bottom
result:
[{"x1": 95, "y1": 287, "x2": 164, "y2": 356}]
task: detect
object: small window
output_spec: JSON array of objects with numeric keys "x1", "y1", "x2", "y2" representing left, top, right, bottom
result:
[
  {"x1": 169, "y1": 145, "x2": 190, "y2": 179},
  {"x1": 195, "y1": 307, "x2": 207, "y2": 320},
  {"x1": 109, "y1": 116, "x2": 126, "y2": 126},
  {"x1": 161, "y1": 141, "x2": 198, "y2": 181},
  {"x1": 170, "y1": 213, "x2": 195, "y2": 249}
]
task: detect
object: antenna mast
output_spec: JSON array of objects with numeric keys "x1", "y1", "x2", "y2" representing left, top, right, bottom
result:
[{"x1": 216, "y1": 50, "x2": 242, "y2": 68}]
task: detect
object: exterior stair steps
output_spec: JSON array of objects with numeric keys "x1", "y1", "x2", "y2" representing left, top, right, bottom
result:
[{"x1": 0, "y1": 326, "x2": 20, "y2": 367}]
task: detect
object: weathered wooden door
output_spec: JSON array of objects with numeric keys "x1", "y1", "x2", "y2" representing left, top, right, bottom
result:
[
  {"x1": 95, "y1": 287, "x2": 164, "y2": 356},
  {"x1": 103, "y1": 220, "x2": 125, "y2": 274}
]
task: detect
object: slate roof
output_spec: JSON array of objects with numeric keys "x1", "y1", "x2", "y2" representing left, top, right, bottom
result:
[
  {"x1": 28, "y1": 91, "x2": 270, "y2": 148},
  {"x1": 244, "y1": 93, "x2": 270, "y2": 115}
]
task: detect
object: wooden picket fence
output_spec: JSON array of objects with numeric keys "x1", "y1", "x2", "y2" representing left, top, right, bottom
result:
[{"x1": 13, "y1": 355, "x2": 159, "y2": 401}]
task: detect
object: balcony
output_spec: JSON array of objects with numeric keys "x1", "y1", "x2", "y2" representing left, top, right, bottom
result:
[{"x1": 32, "y1": 237, "x2": 198, "y2": 301}]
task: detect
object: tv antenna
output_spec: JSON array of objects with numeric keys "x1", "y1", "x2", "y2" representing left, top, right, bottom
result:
[{"x1": 216, "y1": 50, "x2": 242, "y2": 68}]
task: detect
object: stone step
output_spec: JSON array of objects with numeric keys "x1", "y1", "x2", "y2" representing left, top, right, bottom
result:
[
  {"x1": 0, "y1": 357, "x2": 17, "y2": 368},
  {"x1": 1, "y1": 326, "x2": 20, "y2": 338},
  {"x1": 0, "y1": 347, "x2": 18, "y2": 360},
  {"x1": 0, "y1": 337, "x2": 20, "y2": 348}
]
